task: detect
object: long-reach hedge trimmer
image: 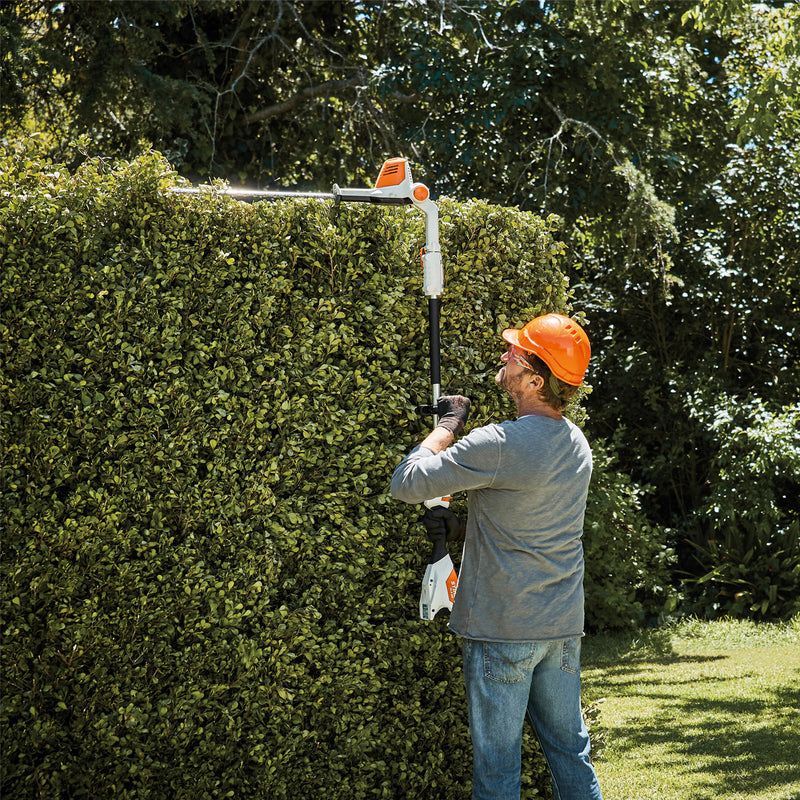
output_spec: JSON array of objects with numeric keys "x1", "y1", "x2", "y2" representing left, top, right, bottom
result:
[{"x1": 171, "y1": 158, "x2": 458, "y2": 620}]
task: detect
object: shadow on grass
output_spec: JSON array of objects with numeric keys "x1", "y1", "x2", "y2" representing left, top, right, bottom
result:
[
  {"x1": 586, "y1": 653, "x2": 728, "y2": 674},
  {"x1": 582, "y1": 628, "x2": 679, "y2": 665},
  {"x1": 588, "y1": 657, "x2": 800, "y2": 798}
]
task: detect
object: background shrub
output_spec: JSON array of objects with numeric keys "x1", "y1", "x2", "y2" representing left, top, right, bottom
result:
[
  {"x1": 2, "y1": 151, "x2": 662, "y2": 798},
  {"x1": 678, "y1": 392, "x2": 800, "y2": 620},
  {"x1": 583, "y1": 439, "x2": 675, "y2": 630}
]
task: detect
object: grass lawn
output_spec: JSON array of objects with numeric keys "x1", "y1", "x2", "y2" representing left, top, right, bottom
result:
[{"x1": 581, "y1": 617, "x2": 800, "y2": 800}]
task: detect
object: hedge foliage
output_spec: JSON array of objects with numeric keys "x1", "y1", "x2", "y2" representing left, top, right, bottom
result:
[{"x1": 1, "y1": 152, "x2": 668, "y2": 798}]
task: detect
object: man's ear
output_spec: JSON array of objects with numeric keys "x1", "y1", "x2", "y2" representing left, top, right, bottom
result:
[{"x1": 529, "y1": 374, "x2": 545, "y2": 393}]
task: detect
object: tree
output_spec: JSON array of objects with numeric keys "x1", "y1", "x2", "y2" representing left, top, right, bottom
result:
[
  {"x1": 562, "y1": 3, "x2": 800, "y2": 616},
  {"x1": 1, "y1": 0, "x2": 766, "y2": 198}
]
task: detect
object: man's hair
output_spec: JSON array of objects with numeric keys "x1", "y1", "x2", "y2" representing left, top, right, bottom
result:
[{"x1": 523, "y1": 353, "x2": 580, "y2": 412}]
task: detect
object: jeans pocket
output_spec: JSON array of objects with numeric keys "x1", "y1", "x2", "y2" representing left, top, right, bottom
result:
[
  {"x1": 483, "y1": 641, "x2": 539, "y2": 684},
  {"x1": 560, "y1": 637, "x2": 581, "y2": 674}
]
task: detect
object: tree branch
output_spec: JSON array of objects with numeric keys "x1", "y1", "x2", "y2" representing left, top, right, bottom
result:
[{"x1": 243, "y1": 76, "x2": 362, "y2": 124}]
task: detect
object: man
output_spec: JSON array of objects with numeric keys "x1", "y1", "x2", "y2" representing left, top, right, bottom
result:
[{"x1": 390, "y1": 313, "x2": 602, "y2": 800}]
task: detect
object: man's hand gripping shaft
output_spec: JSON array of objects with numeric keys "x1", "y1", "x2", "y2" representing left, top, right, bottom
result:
[{"x1": 434, "y1": 395, "x2": 471, "y2": 437}]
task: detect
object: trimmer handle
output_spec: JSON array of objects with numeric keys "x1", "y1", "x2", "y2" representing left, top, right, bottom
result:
[
  {"x1": 426, "y1": 528, "x2": 449, "y2": 563},
  {"x1": 422, "y1": 497, "x2": 453, "y2": 562},
  {"x1": 419, "y1": 495, "x2": 459, "y2": 621}
]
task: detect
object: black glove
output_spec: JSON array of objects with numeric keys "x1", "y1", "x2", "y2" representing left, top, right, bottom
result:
[
  {"x1": 435, "y1": 395, "x2": 471, "y2": 437},
  {"x1": 422, "y1": 506, "x2": 461, "y2": 542}
]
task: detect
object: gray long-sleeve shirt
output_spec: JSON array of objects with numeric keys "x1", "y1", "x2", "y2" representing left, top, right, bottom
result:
[{"x1": 390, "y1": 415, "x2": 592, "y2": 641}]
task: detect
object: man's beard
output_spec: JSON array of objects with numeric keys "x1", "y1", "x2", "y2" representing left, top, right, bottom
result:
[{"x1": 495, "y1": 365, "x2": 528, "y2": 403}]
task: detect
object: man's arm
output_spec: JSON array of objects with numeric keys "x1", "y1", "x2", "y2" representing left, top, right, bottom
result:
[
  {"x1": 418, "y1": 426, "x2": 454, "y2": 455},
  {"x1": 390, "y1": 393, "x2": 501, "y2": 504},
  {"x1": 389, "y1": 423, "x2": 501, "y2": 504},
  {"x1": 389, "y1": 404, "x2": 458, "y2": 503}
]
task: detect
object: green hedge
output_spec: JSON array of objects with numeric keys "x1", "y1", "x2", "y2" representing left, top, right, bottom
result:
[{"x1": 1, "y1": 152, "x2": 665, "y2": 798}]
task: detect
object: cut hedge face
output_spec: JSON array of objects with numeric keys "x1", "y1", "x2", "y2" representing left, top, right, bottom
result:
[{"x1": 1, "y1": 151, "x2": 666, "y2": 798}]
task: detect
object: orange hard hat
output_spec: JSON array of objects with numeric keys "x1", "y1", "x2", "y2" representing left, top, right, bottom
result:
[{"x1": 502, "y1": 313, "x2": 590, "y2": 385}]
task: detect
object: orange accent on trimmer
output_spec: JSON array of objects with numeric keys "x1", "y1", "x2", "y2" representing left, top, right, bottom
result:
[
  {"x1": 413, "y1": 185, "x2": 429, "y2": 201},
  {"x1": 375, "y1": 157, "x2": 409, "y2": 188},
  {"x1": 446, "y1": 569, "x2": 458, "y2": 602}
]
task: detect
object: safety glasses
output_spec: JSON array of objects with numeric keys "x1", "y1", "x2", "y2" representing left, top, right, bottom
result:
[{"x1": 507, "y1": 344, "x2": 536, "y2": 372}]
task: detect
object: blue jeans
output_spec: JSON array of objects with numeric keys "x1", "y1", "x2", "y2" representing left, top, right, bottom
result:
[{"x1": 461, "y1": 637, "x2": 602, "y2": 800}]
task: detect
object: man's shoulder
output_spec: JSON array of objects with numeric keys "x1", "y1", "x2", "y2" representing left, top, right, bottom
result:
[
  {"x1": 504, "y1": 416, "x2": 591, "y2": 455},
  {"x1": 461, "y1": 421, "x2": 506, "y2": 445},
  {"x1": 459, "y1": 416, "x2": 590, "y2": 454}
]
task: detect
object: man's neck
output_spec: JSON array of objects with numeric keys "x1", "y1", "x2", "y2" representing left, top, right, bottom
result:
[{"x1": 514, "y1": 394, "x2": 563, "y2": 420}]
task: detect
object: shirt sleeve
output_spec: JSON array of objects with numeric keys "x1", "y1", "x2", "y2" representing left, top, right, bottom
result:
[{"x1": 389, "y1": 425, "x2": 502, "y2": 504}]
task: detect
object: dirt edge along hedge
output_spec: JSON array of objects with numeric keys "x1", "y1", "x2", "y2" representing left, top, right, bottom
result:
[{"x1": 1, "y1": 152, "x2": 667, "y2": 798}]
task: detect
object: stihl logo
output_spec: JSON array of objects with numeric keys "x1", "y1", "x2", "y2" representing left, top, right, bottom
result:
[{"x1": 446, "y1": 569, "x2": 458, "y2": 602}]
